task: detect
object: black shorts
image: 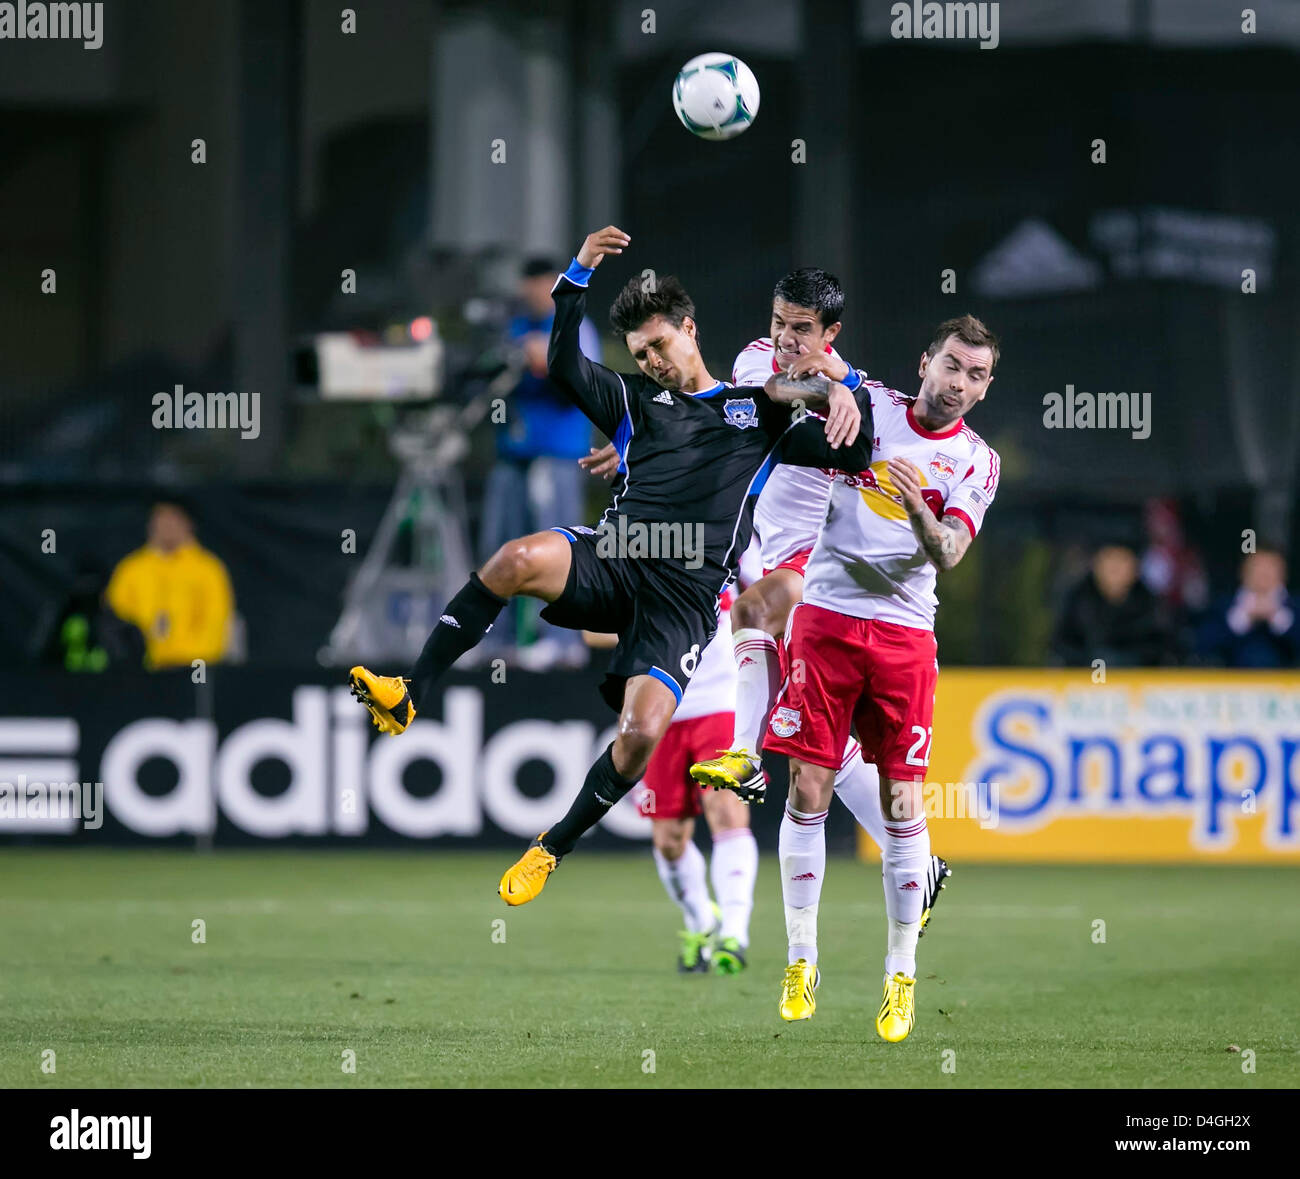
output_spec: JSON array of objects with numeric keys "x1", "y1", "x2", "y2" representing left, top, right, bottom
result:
[{"x1": 541, "y1": 525, "x2": 721, "y2": 713}]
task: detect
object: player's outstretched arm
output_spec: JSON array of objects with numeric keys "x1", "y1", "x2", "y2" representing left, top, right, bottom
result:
[
  {"x1": 547, "y1": 226, "x2": 633, "y2": 439},
  {"x1": 889, "y1": 457, "x2": 973, "y2": 571},
  {"x1": 766, "y1": 380, "x2": 873, "y2": 471}
]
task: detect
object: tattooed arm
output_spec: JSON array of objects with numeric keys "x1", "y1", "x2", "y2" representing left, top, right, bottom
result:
[
  {"x1": 763, "y1": 343, "x2": 862, "y2": 405},
  {"x1": 764, "y1": 369, "x2": 832, "y2": 406},
  {"x1": 887, "y1": 457, "x2": 974, "y2": 571}
]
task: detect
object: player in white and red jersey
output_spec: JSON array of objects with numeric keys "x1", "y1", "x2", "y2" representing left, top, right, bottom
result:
[
  {"x1": 636, "y1": 597, "x2": 756, "y2": 974},
  {"x1": 763, "y1": 314, "x2": 1001, "y2": 1042},
  {"x1": 687, "y1": 270, "x2": 951, "y2": 920}
]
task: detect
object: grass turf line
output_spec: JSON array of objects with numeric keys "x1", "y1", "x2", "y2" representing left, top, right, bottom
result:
[{"x1": 1, "y1": 849, "x2": 1296, "y2": 1088}]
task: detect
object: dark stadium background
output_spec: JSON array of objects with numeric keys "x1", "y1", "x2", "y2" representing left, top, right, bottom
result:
[{"x1": 1, "y1": 0, "x2": 1297, "y2": 853}]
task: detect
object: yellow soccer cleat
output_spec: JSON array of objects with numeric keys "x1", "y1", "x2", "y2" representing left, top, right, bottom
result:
[
  {"x1": 348, "y1": 666, "x2": 416, "y2": 735},
  {"x1": 689, "y1": 749, "x2": 767, "y2": 803},
  {"x1": 778, "y1": 958, "x2": 820, "y2": 1021},
  {"x1": 498, "y1": 833, "x2": 560, "y2": 907},
  {"x1": 875, "y1": 972, "x2": 916, "y2": 1042}
]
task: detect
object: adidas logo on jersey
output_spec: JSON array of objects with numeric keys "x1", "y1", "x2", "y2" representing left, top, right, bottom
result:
[
  {"x1": 653, "y1": 390, "x2": 674, "y2": 405},
  {"x1": 900, "y1": 880, "x2": 920, "y2": 890}
]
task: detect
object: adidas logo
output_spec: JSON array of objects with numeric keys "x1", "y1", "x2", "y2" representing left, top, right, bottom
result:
[
  {"x1": 653, "y1": 390, "x2": 674, "y2": 405},
  {"x1": 738, "y1": 656, "x2": 756, "y2": 668},
  {"x1": 900, "y1": 880, "x2": 920, "y2": 890},
  {"x1": 791, "y1": 872, "x2": 817, "y2": 881},
  {"x1": 439, "y1": 614, "x2": 460, "y2": 627}
]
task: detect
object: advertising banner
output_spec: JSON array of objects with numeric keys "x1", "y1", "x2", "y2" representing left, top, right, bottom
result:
[{"x1": 880, "y1": 670, "x2": 1300, "y2": 863}]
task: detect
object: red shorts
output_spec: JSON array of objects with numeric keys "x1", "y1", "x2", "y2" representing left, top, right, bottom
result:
[
  {"x1": 762, "y1": 602, "x2": 938, "y2": 781},
  {"x1": 763, "y1": 546, "x2": 813, "y2": 579},
  {"x1": 639, "y1": 711, "x2": 735, "y2": 820}
]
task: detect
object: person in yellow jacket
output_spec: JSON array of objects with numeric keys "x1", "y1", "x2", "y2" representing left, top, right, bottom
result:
[{"x1": 106, "y1": 502, "x2": 234, "y2": 669}]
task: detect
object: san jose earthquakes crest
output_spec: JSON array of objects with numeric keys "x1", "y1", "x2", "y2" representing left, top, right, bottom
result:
[{"x1": 724, "y1": 397, "x2": 759, "y2": 430}]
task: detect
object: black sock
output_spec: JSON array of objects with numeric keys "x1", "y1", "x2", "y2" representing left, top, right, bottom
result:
[
  {"x1": 544, "y1": 743, "x2": 637, "y2": 857},
  {"x1": 409, "y1": 573, "x2": 508, "y2": 712}
]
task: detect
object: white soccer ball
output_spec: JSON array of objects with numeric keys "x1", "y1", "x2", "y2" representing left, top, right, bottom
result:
[{"x1": 672, "y1": 52, "x2": 760, "y2": 141}]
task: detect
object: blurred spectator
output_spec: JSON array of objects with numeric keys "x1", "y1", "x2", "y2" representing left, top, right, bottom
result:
[
  {"x1": 33, "y1": 558, "x2": 146, "y2": 671},
  {"x1": 1051, "y1": 544, "x2": 1173, "y2": 667},
  {"x1": 479, "y1": 256, "x2": 599, "y2": 669},
  {"x1": 1198, "y1": 548, "x2": 1299, "y2": 668},
  {"x1": 105, "y1": 503, "x2": 235, "y2": 669},
  {"x1": 1140, "y1": 497, "x2": 1207, "y2": 615}
]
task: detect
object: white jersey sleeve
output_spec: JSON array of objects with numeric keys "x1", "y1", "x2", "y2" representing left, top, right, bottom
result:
[
  {"x1": 731, "y1": 338, "x2": 776, "y2": 387},
  {"x1": 941, "y1": 444, "x2": 1000, "y2": 538}
]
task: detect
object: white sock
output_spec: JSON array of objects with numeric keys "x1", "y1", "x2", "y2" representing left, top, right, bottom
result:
[
  {"x1": 731, "y1": 628, "x2": 780, "y2": 755},
  {"x1": 880, "y1": 812, "x2": 930, "y2": 983},
  {"x1": 833, "y1": 740, "x2": 885, "y2": 850},
  {"x1": 779, "y1": 802, "x2": 827, "y2": 965},
  {"x1": 710, "y1": 827, "x2": 758, "y2": 947},
  {"x1": 653, "y1": 841, "x2": 714, "y2": 933}
]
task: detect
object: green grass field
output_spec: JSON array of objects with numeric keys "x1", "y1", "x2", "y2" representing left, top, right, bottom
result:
[{"x1": 1, "y1": 849, "x2": 1296, "y2": 1088}]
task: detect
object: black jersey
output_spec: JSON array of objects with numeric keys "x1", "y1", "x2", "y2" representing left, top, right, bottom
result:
[{"x1": 547, "y1": 263, "x2": 874, "y2": 592}]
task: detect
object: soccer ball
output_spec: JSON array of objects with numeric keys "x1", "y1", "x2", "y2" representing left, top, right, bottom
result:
[{"x1": 672, "y1": 53, "x2": 760, "y2": 141}]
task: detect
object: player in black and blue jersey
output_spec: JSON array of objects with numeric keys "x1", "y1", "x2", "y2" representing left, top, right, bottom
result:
[{"x1": 348, "y1": 225, "x2": 875, "y2": 906}]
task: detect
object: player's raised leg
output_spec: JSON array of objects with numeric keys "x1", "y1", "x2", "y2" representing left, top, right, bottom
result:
[
  {"x1": 498, "y1": 671, "x2": 678, "y2": 905},
  {"x1": 349, "y1": 529, "x2": 573, "y2": 733},
  {"x1": 690, "y1": 567, "x2": 801, "y2": 802},
  {"x1": 701, "y1": 785, "x2": 756, "y2": 973}
]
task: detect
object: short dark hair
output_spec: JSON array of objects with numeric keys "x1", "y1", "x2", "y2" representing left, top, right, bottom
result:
[
  {"x1": 150, "y1": 499, "x2": 192, "y2": 521},
  {"x1": 609, "y1": 274, "x2": 696, "y2": 338},
  {"x1": 772, "y1": 268, "x2": 844, "y2": 328},
  {"x1": 522, "y1": 256, "x2": 559, "y2": 278},
  {"x1": 927, "y1": 314, "x2": 1000, "y2": 370}
]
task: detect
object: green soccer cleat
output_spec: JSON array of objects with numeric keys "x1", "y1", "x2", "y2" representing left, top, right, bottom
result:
[
  {"x1": 677, "y1": 929, "x2": 713, "y2": 973},
  {"x1": 712, "y1": 936, "x2": 747, "y2": 975}
]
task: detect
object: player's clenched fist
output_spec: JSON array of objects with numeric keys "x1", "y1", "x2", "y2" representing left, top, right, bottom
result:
[{"x1": 576, "y1": 226, "x2": 631, "y2": 269}]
